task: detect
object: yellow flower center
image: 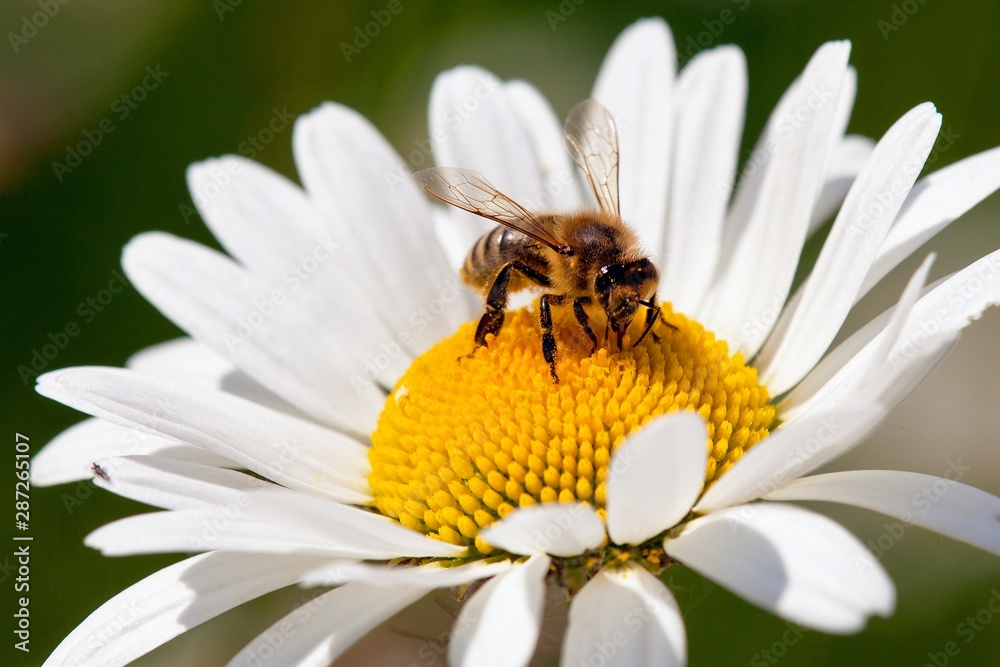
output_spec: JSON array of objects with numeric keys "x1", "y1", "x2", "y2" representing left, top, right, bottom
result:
[{"x1": 368, "y1": 304, "x2": 775, "y2": 555}]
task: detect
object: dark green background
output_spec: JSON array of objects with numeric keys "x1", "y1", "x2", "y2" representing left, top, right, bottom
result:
[{"x1": 3, "y1": 1, "x2": 1000, "y2": 665}]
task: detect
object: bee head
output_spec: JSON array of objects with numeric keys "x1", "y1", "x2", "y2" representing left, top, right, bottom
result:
[{"x1": 595, "y1": 258, "x2": 659, "y2": 346}]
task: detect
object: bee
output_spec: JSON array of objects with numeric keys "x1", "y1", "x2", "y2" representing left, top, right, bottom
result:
[{"x1": 414, "y1": 99, "x2": 662, "y2": 382}]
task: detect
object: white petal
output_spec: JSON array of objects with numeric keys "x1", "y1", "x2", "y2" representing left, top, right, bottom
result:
[
  {"x1": 776, "y1": 260, "x2": 935, "y2": 421},
  {"x1": 666, "y1": 504, "x2": 895, "y2": 633},
  {"x1": 300, "y1": 558, "x2": 511, "y2": 588},
  {"x1": 824, "y1": 65, "x2": 858, "y2": 175},
  {"x1": 695, "y1": 402, "x2": 885, "y2": 513},
  {"x1": 31, "y1": 418, "x2": 237, "y2": 486},
  {"x1": 700, "y1": 41, "x2": 851, "y2": 354},
  {"x1": 860, "y1": 332, "x2": 957, "y2": 411},
  {"x1": 428, "y1": 66, "x2": 541, "y2": 254},
  {"x1": 227, "y1": 489, "x2": 466, "y2": 559},
  {"x1": 86, "y1": 490, "x2": 464, "y2": 560},
  {"x1": 41, "y1": 551, "x2": 331, "y2": 667},
  {"x1": 122, "y1": 232, "x2": 384, "y2": 434},
  {"x1": 865, "y1": 253, "x2": 936, "y2": 370},
  {"x1": 187, "y1": 156, "x2": 412, "y2": 385},
  {"x1": 663, "y1": 46, "x2": 746, "y2": 314},
  {"x1": 505, "y1": 79, "x2": 585, "y2": 210},
  {"x1": 782, "y1": 249, "x2": 1000, "y2": 421},
  {"x1": 846, "y1": 264, "x2": 960, "y2": 415},
  {"x1": 449, "y1": 554, "x2": 549, "y2": 667},
  {"x1": 126, "y1": 337, "x2": 308, "y2": 416},
  {"x1": 593, "y1": 18, "x2": 675, "y2": 252},
  {"x1": 127, "y1": 337, "x2": 233, "y2": 384},
  {"x1": 91, "y1": 456, "x2": 278, "y2": 510},
  {"x1": 607, "y1": 412, "x2": 707, "y2": 545},
  {"x1": 226, "y1": 582, "x2": 429, "y2": 667},
  {"x1": 292, "y1": 103, "x2": 464, "y2": 344},
  {"x1": 479, "y1": 503, "x2": 605, "y2": 557},
  {"x1": 430, "y1": 66, "x2": 541, "y2": 201},
  {"x1": 765, "y1": 470, "x2": 1000, "y2": 557},
  {"x1": 36, "y1": 367, "x2": 372, "y2": 503},
  {"x1": 187, "y1": 154, "x2": 334, "y2": 275},
  {"x1": 788, "y1": 64, "x2": 857, "y2": 235},
  {"x1": 756, "y1": 103, "x2": 941, "y2": 394},
  {"x1": 809, "y1": 135, "x2": 876, "y2": 233},
  {"x1": 799, "y1": 314, "x2": 958, "y2": 425},
  {"x1": 777, "y1": 304, "x2": 889, "y2": 420},
  {"x1": 562, "y1": 565, "x2": 686, "y2": 667},
  {"x1": 430, "y1": 204, "x2": 477, "y2": 272},
  {"x1": 861, "y1": 145, "x2": 1000, "y2": 298},
  {"x1": 84, "y1": 508, "x2": 367, "y2": 558}
]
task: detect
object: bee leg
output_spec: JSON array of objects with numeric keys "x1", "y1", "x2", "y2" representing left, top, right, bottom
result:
[
  {"x1": 473, "y1": 311, "x2": 505, "y2": 349},
  {"x1": 539, "y1": 294, "x2": 565, "y2": 382},
  {"x1": 572, "y1": 297, "x2": 598, "y2": 355},
  {"x1": 636, "y1": 296, "x2": 675, "y2": 346},
  {"x1": 635, "y1": 302, "x2": 660, "y2": 345},
  {"x1": 659, "y1": 313, "x2": 678, "y2": 332},
  {"x1": 657, "y1": 304, "x2": 679, "y2": 333},
  {"x1": 471, "y1": 282, "x2": 510, "y2": 358},
  {"x1": 475, "y1": 262, "x2": 517, "y2": 346},
  {"x1": 471, "y1": 261, "x2": 550, "y2": 357}
]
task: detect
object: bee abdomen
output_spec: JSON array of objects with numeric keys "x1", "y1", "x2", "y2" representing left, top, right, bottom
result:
[{"x1": 461, "y1": 227, "x2": 514, "y2": 285}]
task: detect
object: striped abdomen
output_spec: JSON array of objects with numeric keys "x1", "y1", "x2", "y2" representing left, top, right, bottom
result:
[{"x1": 460, "y1": 226, "x2": 550, "y2": 292}]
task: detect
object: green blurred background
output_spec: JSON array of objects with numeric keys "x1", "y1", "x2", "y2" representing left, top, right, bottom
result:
[{"x1": 3, "y1": 0, "x2": 1000, "y2": 665}]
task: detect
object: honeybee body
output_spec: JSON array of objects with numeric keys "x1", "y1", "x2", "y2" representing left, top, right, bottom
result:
[
  {"x1": 461, "y1": 211, "x2": 644, "y2": 298},
  {"x1": 461, "y1": 225, "x2": 550, "y2": 294},
  {"x1": 415, "y1": 99, "x2": 664, "y2": 381}
]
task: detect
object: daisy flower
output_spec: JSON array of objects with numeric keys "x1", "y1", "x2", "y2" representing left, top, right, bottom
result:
[{"x1": 35, "y1": 17, "x2": 1000, "y2": 667}]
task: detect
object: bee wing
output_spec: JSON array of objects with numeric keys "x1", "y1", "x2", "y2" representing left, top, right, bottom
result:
[
  {"x1": 564, "y1": 99, "x2": 620, "y2": 216},
  {"x1": 414, "y1": 167, "x2": 568, "y2": 252}
]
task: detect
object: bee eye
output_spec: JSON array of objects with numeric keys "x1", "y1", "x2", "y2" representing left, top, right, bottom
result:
[
  {"x1": 595, "y1": 273, "x2": 612, "y2": 293},
  {"x1": 631, "y1": 259, "x2": 657, "y2": 284}
]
